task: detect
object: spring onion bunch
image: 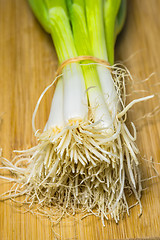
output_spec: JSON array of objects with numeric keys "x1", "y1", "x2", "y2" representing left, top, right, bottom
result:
[{"x1": 0, "y1": 0, "x2": 153, "y2": 224}]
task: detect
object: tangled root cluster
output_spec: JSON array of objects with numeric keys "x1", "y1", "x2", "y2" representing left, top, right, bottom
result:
[{"x1": 0, "y1": 119, "x2": 142, "y2": 224}]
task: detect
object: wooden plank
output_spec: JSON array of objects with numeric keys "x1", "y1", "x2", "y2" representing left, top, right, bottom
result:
[{"x1": 0, "y1": 0, "x2": 160, "y2": 239}]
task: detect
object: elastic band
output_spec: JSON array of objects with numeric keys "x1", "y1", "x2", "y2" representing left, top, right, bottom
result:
[{"x1": 55, "y1": 55, "x2": 110, "y2": 78}]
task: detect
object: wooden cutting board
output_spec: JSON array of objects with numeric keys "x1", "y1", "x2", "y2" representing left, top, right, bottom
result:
[{"x1": 0, "y1": 0, "x2": 160, "y2": 239}]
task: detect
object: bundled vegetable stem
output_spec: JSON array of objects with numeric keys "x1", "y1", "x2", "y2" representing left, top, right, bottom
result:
[{"x1": 0, "y1": 0, "x2": 153, "y2": 224}]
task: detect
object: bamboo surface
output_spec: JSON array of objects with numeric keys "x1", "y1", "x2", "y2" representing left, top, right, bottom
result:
[{"x1": 0, "y1": 0, "x2": 160, "y2": 239}]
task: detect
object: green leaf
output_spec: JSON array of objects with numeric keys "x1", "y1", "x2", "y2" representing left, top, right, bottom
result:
[
  {"x1": 28, "y1": 0, "x2": 50, "y2": 33},
  {"x1": 115, "y1": 0, "x2": 127, "y2": 39},
  {"x1": 104, "y1": 0, "x2": 121, "y2": 65}
]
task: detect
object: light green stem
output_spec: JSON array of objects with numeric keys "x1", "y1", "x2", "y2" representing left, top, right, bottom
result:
[
  {"x1": 85, "y1": 0, "x2": 108, "y2": 61},
  {"x1": 68, "y1": 0, "x2": 112, "y2": 127}
]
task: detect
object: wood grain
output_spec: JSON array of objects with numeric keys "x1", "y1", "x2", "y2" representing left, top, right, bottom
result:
[{"x1": 0, "y1": 0, "x2": 160, "y2": 239}]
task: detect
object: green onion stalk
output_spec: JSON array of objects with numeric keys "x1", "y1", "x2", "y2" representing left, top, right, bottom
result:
[{"x1": 0, "y1": 0, "x2": 153, "y2": 224}]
